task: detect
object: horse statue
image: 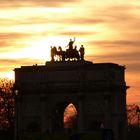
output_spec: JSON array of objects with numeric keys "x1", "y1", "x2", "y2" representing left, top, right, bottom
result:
[
  {"x1": 50, "y1": 38, "x2": 84, "y2": 62},
  {"x1": 51, "y1": 46, "x2": 79, "y2": 62}
]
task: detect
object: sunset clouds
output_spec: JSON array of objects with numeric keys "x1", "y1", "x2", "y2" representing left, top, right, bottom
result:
[{"x1": 0, "y1": 0, "x2": 140, "y2": 104}]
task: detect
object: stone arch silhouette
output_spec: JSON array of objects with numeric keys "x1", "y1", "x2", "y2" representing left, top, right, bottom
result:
[{"x1": 14, "y1": 61, "x2": 128, "y2": 140}]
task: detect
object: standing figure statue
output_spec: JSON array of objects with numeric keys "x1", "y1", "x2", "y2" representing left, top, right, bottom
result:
[
  {"x1": 68, "y1": 37, "x2": 75, "y2": 50},
  {"x1": 50, "y1": 46, "x2": 57, "y2": 62},
  {"x1": 79, "y1": 45, "x2": 85, "y2": 61},
  {"x1": 50, "y1": 46, "x2": 54, "y2": 62}
]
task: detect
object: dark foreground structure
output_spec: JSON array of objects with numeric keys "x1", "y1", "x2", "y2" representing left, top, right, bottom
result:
[{"x1": 14, "y1": 61, "x2": 128, "y2": 140}]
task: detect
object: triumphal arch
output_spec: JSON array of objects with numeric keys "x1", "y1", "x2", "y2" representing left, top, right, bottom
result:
[{"x1": 14, "y1": 44, "x2": 128, "y2": 140}]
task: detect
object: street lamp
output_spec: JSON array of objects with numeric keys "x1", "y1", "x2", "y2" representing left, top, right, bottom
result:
[
  {"x1": 14, "y1": 89, "x2": 19, "y2": 96},
  {"x1": 12, "y1": 83, "x2": 19, "y2": 95}
]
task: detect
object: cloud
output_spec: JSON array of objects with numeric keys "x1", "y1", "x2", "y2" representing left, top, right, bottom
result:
[
  {"x1": 64, "y1": 18, "x2": 105, "y2": 25},
  {"x1": 89, "y1": 40, "x2": 140, "y2": 48},
  {"x1": 90, "y1": 50, "x2": 140, "y2": 61},
  {"x1": 59, "y1": 31, "x2": 97, "y2": 37},
  {"x1": 0, "y1": 0, "x2": 80, "y2": 8},
  {"x1": 0, "y1": 58, "x2": 43, "y2": 71},
  {"x1": 0, "y1": 32, "x2": 31, "y2": 51},
  {"x1": 86, "y1": 50, "x2": 140, "y2": 73},
  {"x1": 0, "y1": 32, "x2": 30, "y2": 40},
  {"x1": 99, "y1": 4, "x2": 140, "y2": 30},
  {"x1": 94, "y1": 3, "x2": 137, "y2": 20},
  {"x1": 127, "y1": 63, "x2": 140, "y2": 73}
]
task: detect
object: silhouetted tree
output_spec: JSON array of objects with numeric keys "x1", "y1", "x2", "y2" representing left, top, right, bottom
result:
[
  {"x1": 127, "y1": 104, "x2": 140, "y2": 126},
  {"x1": 127, "y1": 104, "x2": 140, "y2": 140},
  {"x1": 0, "y1": 78, "x2": 14, "y2": 131}
]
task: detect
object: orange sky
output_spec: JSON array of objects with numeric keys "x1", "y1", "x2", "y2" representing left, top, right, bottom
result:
[{"x1": 0, "y1": 0, "x2": 140, "y2": 105}]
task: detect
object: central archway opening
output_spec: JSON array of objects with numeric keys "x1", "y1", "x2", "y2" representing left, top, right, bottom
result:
[
  {"x1": 52, "y1": 102, "x2": 78, "y2": 132},
  {"x1": 63, "y1": 103, "x2": 78, "y2": 131}
]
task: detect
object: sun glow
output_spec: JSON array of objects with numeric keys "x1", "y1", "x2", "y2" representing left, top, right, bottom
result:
[
  {"x1": 22, "y1": 39, "x2": 51, "y2": 60},
  {"x1": 13, "y1": 36, "x2": 73, "y2": 60},
  {"x1": 25, "y1": 37, "x2": 70, "y2": 60},
  {"x1": 0, "y1": 72, "x2": 14, "y2": 80}
]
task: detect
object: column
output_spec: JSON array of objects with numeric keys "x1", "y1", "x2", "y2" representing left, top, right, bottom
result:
[
  {"x1": 14, "y1": 97, "x2": 18, "y2": 140},
  {"x1": 112, "y1": 92, "x2": 119, "y2": 140},
  {"x1": 104, "y1": 92, "x2": 111, "y2": 129},
  {"x1": 15, "y1": 95, "x2": 22, "y2": 140},
  {"x1": 40, "y1": 94, "x2": 47, "y2": 134},
  {"x1": 77, "y1": 93, "x2": 84, "y2": 133},
  {"x1": 120, "y1": 91, "x2": 127, "y2": 140}
]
